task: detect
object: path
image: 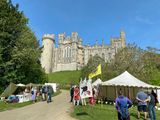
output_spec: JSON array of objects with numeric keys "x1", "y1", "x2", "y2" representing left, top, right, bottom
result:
[{"x1": 0, "y1": 90, "x2": 77, "y2": 120}]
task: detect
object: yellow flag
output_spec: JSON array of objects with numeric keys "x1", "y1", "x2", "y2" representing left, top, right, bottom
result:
[{"x1": 88, "y1": 64, "x2": 102, "y2": 79}]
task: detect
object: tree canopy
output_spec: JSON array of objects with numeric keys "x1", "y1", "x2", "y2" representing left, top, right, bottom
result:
[{"x1": 0, "y1": 0, "x2": 47, "y2": 93}]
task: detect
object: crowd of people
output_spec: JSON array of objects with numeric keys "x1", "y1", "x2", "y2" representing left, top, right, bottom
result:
[
  {"x1": 70, "y1": 84, "x2": 159, "y2": 120},
  {"x1": 115, "y1": 89, "x2": 158, "y2": 120},
  {"x1": 31, "y1": 85, "x2": 54, "y2": 103}
]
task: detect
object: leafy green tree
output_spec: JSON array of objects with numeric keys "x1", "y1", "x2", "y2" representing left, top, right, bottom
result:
[
  {"x1": 105, "y1": 44, "x2": 159, "y2": 83},
  {"x1": 0, "y1": 0, "x2": 47, "y2": 93}
]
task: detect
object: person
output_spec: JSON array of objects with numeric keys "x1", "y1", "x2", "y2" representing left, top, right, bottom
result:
[
  {"x1": 115, "y1": 89, "x2": 132, "y2": 120},
  {"x1": 146, "y1": 90, "x2": 157, "y2": 120},
  {"x1": 70, "y1": 85, "x2": 74, "y2": 102},
  {"x1": 31, "y1": 87, "x2": 37, "y2": 103},
  {"x1": 73, "y1": 86, "x2": 80, "y2": 106},
  {"x1": 136, "y1": 90, "x2": 148, "y2": 120},
  {"x1": 6, "y1": 95, "x2": 19, "y2": 103},
  {"x1": 41, "y1": 86, "x2": 46, "y2": 101},
  {"x1": 151, "y1": 90, "x2": 159, "y2": 107},
  {"x1": 47, "y1": 86, "x2": 53, "y2": 103}
]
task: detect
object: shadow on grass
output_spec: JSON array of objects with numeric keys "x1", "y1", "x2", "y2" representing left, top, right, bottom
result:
[{"x1": 76, "y1": 112, "x2": 89, "y2": 116}]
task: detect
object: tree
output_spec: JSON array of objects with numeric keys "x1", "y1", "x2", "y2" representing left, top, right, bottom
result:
[
  {"x1": 105, "y1": 44, "x2": 159, "y2": 83},
  {"x1": 81, "y1": 54, "x2": 106, "y2": 80},
  {"x1": 0, "y1": 0, "x2": 47, "y2": 93}
]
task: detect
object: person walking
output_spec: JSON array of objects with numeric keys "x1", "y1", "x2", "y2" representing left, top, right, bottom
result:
[
  {"x1": 147, "y1": 90, "x2": 157, "y2": 120},
  {"x1": 47, "y1": 86, "x2": 53, "y2": 103},
  {"x1": 115, "y1": 89, "x2": 132, "y2": 120},
  {"x1": 136, "y1": 90, "x2": 148, "y2": 120}
]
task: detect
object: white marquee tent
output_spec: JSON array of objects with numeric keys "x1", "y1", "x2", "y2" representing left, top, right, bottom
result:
[
  {"x1": 92, "y1": 78, "x2": 102, "y2": 87},
  {"x1": 99, "y1": 71, "x2": 160, "y2": 102},
  {"x1": 102, "y1": 71, "x2": 158, "y2": 88}
]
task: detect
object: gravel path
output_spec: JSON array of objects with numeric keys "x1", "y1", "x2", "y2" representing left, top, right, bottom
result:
[{"x1": 0, "y1": 90, "x2": 77, "y2": 120}]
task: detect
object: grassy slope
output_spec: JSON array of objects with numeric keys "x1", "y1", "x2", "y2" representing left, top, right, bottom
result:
[
  {"x1": 48, "y1": 70, "x2": 81, "y2": 85},
  {"x1": 72, "y1": 104, "x2": 160, "y2": 120}
]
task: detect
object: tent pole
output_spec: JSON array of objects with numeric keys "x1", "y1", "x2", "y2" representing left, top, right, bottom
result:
[
  {"x1": 115, "y1": 86, "x2": 118, "y2": 98},
  {"x1": 128, "y1": 86, "x2": 131, "y2": 99}
]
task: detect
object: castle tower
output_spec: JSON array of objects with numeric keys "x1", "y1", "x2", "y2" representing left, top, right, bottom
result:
[
  {"x1": 120, "y1": 30, "x2": 126, "y2": 48},
  {"x1": 71, "y1": 32, "x2": 78, "y2": 41},
  {"x1": 58, "y1": 33, "x2": 65, "y2": 46},
  {"x1": 41, "y1": 34, "x2": 55, "y2": 73}
]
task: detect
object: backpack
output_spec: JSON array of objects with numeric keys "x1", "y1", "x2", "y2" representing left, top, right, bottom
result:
[{"x1": 117, "y1": 97, "x2": 129, "y2": 119}]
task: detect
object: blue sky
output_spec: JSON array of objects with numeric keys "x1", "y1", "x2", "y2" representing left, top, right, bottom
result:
[{"x1": 12, "y1": 0, "x2": 160, "y2": 49}]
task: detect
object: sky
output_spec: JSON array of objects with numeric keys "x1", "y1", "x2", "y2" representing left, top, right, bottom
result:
[{"x1": 12, "y1": 0, "x2": 160, "y2": 49}]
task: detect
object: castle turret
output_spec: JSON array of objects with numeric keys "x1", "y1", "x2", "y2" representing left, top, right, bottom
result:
[
  {"x1": 58, "y1": 33, "x2": 65, "y2": 45},
  {"x1": 41, "y1": 34, "x2": 55, "y2": 73},
  {"x1": 71, "y1": 32, "x2": 78, "y2": 41},
  {"x1": 120, "y1": 30, "x2": 126, "y2": 48}
]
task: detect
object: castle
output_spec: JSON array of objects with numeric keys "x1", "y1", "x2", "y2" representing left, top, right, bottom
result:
[{"x1": 41, "y1": 31, "x2": 126, "y2": 73}]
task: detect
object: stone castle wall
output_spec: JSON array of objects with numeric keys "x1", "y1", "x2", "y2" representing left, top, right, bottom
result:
[{"x1": 41, "y1": 31, "x2": 126, "y2": 73}]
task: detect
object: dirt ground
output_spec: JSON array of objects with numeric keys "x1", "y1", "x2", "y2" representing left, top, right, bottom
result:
[{"x1": 0, "y1": 90, "x2": 77, "y2": 120}]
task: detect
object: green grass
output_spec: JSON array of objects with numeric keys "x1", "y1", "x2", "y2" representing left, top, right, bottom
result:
[
  {"x1": 48, "y1": 70, "x2": 81, "y2": 89},
  {"x1": 72, "y1": 104, "x2": 160, "y2": 120},
  {"x1": 0, "y1": 101, "x2": 33, "y2": 112}
]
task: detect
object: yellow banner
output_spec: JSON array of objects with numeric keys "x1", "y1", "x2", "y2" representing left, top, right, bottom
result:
[{"x1": 88, "y1": 64, "x2": 102, "y2": 79}]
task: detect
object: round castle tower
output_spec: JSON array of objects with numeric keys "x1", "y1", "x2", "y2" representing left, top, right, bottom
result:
[{"x1": 41, "y1": 34, "x2": 55, "y2": 73}]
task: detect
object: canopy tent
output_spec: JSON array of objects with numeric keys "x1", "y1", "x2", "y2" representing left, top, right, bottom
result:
[
  {"x1": 26, "y1": 83, "x2": 43, "y2": 87},
  {"x1": 16, "y1": 83, "x2": 25, "y2": 87},
  {"x1": 102, "y1": 71, "x2": 158, "y2": 88},
  {"x1": 99, "y1": 71, "x2": 160, "y2": 102},
  {"x1": 1, "y1": 83, "x2": 18, "y2": 98},
  {"x1": 92, "y1": 78, "x2": 102, "y2": 87}
]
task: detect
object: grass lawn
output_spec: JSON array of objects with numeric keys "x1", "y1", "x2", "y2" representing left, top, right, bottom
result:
[
  {"x1": 72, "y1": 104, "x2": 160, "y2": 120},
  {"x1": 0, "y1": 101, "x2": 33, "y2": 112},
  {"x1": 48, "y1": 70, "x2": 81, "y2": 89}
]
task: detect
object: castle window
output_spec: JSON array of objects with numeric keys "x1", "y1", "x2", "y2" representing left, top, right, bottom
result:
[
  {"x1": 102, "y1": 53, "x2": 105, "y2": 59},
  {"x1": 65, "y1": 49, "x2": 67, "y2": 58}
]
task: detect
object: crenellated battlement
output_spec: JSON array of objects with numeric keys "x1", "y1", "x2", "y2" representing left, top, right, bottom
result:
[{"x1": 43, "y1": 34, "x2": 55, "y2": 40}]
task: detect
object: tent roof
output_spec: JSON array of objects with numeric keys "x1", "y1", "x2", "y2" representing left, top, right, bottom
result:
[
  {"x1": 1, "y1": 83, "x2": 18, "y2": 97},
  {"x1": 102, "y1": 71, "x2": 158, "y2": 88},
  {"x1": 16, "y1": 83, "x2": 25, "y2": 87},
  {"x1": 92, "y1": 78, "x2": 102, "y2": 86}
]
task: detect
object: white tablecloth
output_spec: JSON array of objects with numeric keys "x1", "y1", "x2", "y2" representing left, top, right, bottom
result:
[{"x1": 16, "y1": 93, "x2": 32, "y2": 103}]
